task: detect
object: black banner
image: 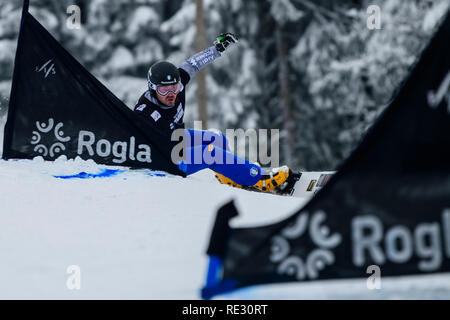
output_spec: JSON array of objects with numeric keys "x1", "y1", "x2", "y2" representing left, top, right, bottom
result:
[
  {"x1": 2, "y1": 3, "x2": 184, "y2": 176},
  {"x1": 203, "y1": 10, "x2": 450, "y2": 299}
]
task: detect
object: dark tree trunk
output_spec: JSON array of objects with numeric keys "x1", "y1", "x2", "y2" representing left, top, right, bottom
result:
[{"x1": 276, "y1": 22, "x2": 295, "y2": 166}]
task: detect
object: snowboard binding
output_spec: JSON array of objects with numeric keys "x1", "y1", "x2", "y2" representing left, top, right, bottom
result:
[{"x1": 214, "y1": 166, "x2": 301, "y2": 196}]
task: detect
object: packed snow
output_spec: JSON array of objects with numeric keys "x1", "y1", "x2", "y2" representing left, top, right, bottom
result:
[{"x1": 0, "y1": 153, "x2": 303, "y2": 299}]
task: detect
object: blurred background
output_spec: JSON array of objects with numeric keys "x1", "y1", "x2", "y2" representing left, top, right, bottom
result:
[{"x1": 0, "y1": 0, "x2": 448, "y2": 170}]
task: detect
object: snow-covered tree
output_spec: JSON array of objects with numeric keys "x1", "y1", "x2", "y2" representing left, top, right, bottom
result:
[
  {"x1": 1, "y1": 0, "x2": 448, "y2": 170},
  {"x1": 289, "y1": 0, "x2": 449, "y2": 170}
]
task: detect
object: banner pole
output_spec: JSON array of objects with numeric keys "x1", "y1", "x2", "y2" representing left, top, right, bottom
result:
[
  {"x1": 2, "y1": 0, "x2": 30, "y2": 158},
  {"x1": 21, "y1": 0, "x2": 29, "y2": 28}
]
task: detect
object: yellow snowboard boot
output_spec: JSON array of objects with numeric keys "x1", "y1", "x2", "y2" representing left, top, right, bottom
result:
[
  {"x1": 253, "y1": 165, "x2": 291, "y2": 193},
  {"x1": 214, "y1": 172, "x2": 243, "y2": 189},
  {"x1": 214, "y1": 165, "x2": 300, "y2": 195}
]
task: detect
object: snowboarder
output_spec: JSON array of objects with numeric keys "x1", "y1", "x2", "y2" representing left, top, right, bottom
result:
[{"x1": 134, "y1": 33, "x2": 298, "y2": 195}]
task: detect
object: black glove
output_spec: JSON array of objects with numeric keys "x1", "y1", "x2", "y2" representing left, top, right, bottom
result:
[{"x1": 214, "y1": 32, "x2": 238, "y2": 54}]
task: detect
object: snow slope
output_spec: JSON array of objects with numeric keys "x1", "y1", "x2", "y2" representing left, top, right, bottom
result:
[
  {"x1": 0, "y1": 157, "x2": 449, "y2": 300},
  {"x1": 1, "y1": 120, "x2": 450, "y2": 299},
  {"x1": 0, "y1": 156, "x2": 304, "y2": 299}
]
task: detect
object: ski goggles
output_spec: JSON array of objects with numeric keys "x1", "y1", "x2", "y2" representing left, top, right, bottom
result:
[{"x1": 156, "y1": 82, "x2": 181, "y2": 96}]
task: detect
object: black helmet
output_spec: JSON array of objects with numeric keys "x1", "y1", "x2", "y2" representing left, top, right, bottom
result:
[{"x1": 147, "y1": 61, "x2": 180, "y2": 91}]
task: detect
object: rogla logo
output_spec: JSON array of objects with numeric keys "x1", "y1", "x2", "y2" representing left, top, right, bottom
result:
[
  {"x1": 352, "y1": 208, "x2": 450, "y2": 272},
  {"x1": 78, "y1": 130, "x2": 151, "y2": 164},
  {"x1": 32, "y1": 119, "x2": 152, "y2": 164},
  {"x1": 270, "y1": 207, "x2": 450, "y2": 279}
]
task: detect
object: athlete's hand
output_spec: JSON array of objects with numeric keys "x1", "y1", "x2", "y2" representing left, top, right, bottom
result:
[{"x1": 214, "y1": 32, "x2": 238, "y2": 54}]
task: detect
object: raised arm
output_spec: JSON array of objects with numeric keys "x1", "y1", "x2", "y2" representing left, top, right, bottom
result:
[
  {"x1": 179, "y1": 46, "x2": 220, "y2": 80},
  {"x1": 179, "y1": 33, "x2": 238, "y2": 80}
]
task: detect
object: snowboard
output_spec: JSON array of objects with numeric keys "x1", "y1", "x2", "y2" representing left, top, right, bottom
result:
[
  {"x1": 53, "y1": 167, "x2": 335, "y2": 199},
  {"x1": 290, "y1": 171, "x2": 335, "y2": 198},
  {"x1": 217, "y1": 170, "x2": 335, "y2": 198}
]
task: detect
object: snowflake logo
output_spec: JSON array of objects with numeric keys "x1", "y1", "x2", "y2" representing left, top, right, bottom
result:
[
  {"x1": 270, "y1": 210, "x2": 342, "y2": 280},
  {"x1": 31, "y1": 118, "x2": 71, "y2": 158}
]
